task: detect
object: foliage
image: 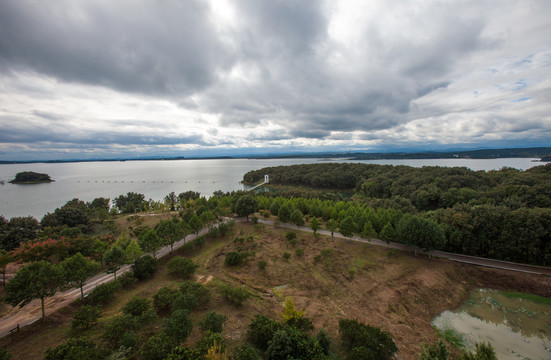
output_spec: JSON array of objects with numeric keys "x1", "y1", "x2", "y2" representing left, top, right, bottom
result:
[
  {"x1": 278, "y1": 204, "x2": 291, "y2": 223},
  {"x1": 113, "y1": 192, "x2": 146, "y2": 214},
  {"x1": 101, "y1": 314, "x2": 138, "y2": 346},
  {"x1": 172, "y1": 293, "x2": 199, "y2": 311},
  {"x1": 218, "y1": 283, "x2": 250, "y2": 307},
  {"x1": 103, "y1": 245, "x2": 126, "y2": 280},
  {"x1": 163, "y1": 309, "x2": 193, "y2": 343},
  {"x1": 338, "y1": 319, "x2": 397, "y2": 360},
  {"x1": 61, "y1": 252, "x2": 100, "y2": 299},
  {"x1": 5, "y1": 260, "x2": 64, "y2": 319},
  {"x1": 153, "y1": 286, "x2": 180, "y2": 314},
  {"x1": 380, "y1": 222, "x2": 395, "y2": 246},
  {"x1": 224, "y1": 251, "x2": 251, "y2": 266},
  {"x1": 310, "y1": 217, "x2": 320, "y2": 234},
  {"x1": 44, "y1": 337, "x2": 108, "y2": 360},
  {"x1": 266, "y1": 327, "x2": 325, "y2": 360},
  {"x1": 0, "y1": 251, "x2": 13, "y2": 286},
  {"x1": 156, "y1": 219, "x2": 182, "y2": 253},
  {"x1": 339, "y1": 216, "x2": 357, "y2": 238},
  {"x1": 125, "y1": 239, "x2": 143, "y2": 263},
  {"x1": 195, "y1": 332, "x2": 226, "y2": 357},
  {"x1": 290, "y1": 209, "x2": 305, "y2": 227},
  {"x1": 141, "y1": 333, "x2": 176, "y2": 360},
  {"x1": 0, "y1": 347, "x2": 11, "y2": 360},
  {"x1": 418, "y1": 340, "x2": 497, "y2": 360},
  {"x1": 132, "y1": 254, "x2": 158, "y2": 280},
  {"x1": 199, "y1": 311, "x2": 228, "y2": 333},
  {"x1": 180, "y1": 280, "x2": 210, "y2": 306},
  {"x1": 247, "y1": 314, "x2": 284, "y2": 350},
  {"x1": 235, "y1": 194, "x2": 259, "y2": 221},
  {"x1": 71, "y1": 305, "x2": 101, "y2": 330},
  {"x1": 418, "y1": 339, "x2": 450, "y2": 360},
  {"x1": 316, "y1": 328, "x2": 331, "y2": 355},
  {"x1": 10, "y1": 171, "x2": 52, "y2": 183},
  {"x1": 285, "y1": 232, "x2": 296, "y2": 241},
  {"x1": 282, "y1": 252, "x2": 291, "y2": 261},
  {"x1": 122, "y1": 296, "x2": 151, "y2": 317},
  {"x1": 167, "y1": 256, "x2": 198, "y2": 278},
  {"x1": 85, "y1": 280, "x2": 121, "y2": 306},
  {"x1": 232, "y1": 342, "x2": 261, "y2": 360},
  {"x1": 0, "y1": 216, "x2": 40, "y2": 251},
  {"x1": 138, "y1": 229, "x2": 162, "y2": 256}
]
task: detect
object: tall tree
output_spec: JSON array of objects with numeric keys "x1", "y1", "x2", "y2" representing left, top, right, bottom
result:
[
  {"x1": 165, "y1": 192, "x2": 177, "y2": 211},
  {"x1": 61, "y1": 253, "x2": 100, "y2": 299},
  {"x1": 103, "y1": 246, "x2": 126, "y2": 280},
  {"x1": 156, "y1": 220, "x2": 181, "y2": 253},
  {"x1": 310, "y1": 217, "x2": 320, "y2": 235},
  {"x1": 5, "y1": 261, "x2": 64, "y2": 320},
  {"x1": 138, "y1": 229, "x2": 162, "y2": 257},
  {"x1": 339, "y1": 216, "x2": 357, "y2": 239},
  {"x1": 290, "y1": 209, "x2": 305, "y2": 228},
  {"x1": 235, "y1": 194, "x2": 259, "y2": 222},
  {"x1": 0, "y1": 250, "x2": 13, "y2": 287},
  {"x1": 189, "y1": 214, "x2": 203, "y2": 235}
]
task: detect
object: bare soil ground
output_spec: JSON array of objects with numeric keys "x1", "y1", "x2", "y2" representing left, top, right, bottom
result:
[{"x1": 1, "y1": 221, "x2": 550, "y2": 360}]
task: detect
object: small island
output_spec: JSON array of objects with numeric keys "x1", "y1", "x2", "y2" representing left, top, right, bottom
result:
[{"x1": 9, "y1": 171, "x2": 54, "y2": 184}]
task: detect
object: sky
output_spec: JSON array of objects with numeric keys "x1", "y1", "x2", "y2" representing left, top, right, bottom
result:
[{"x1": 0, "y1": 0, "x2": 550, "y2": 161}]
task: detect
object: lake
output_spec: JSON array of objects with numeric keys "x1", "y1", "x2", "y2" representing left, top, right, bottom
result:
[
  {"x1": 0, "y1": 157, "x2": 542, "y2": 220},
  {"x1": 432, "y1": 288, "x2": 551, "y2": 360}
]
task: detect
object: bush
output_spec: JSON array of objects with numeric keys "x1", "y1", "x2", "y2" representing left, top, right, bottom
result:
[
  {"x1": 86, "y1": 281, "x2": 121, "y2": 306},
  {"x1": 316, "y1": 328, "x2": 331, "y2": 355},
  {"x1": 101, "y1": 314, "x2": 138, "y2": 347},
  {"x1": 163, "y1": 309, "x2": 193, "y2": 343},
  {"x1": 153, "y1": 287, "x2": 179, "y2": 314},
  {"x1": 218, "y1": 283, "x2": 250, "y2": 307},
  {"x1": 118, "y1": 271, "x2": 138, "y2": 288},
  {"x1": 0, "y1": 346, "x2": 12, "y2": 360},
  {"x1": 167, "y1": 256, "x2": 198, "y2": 278},
  {"x1": 71, "y1": 305, "x2": 101, "y2": 330},
  {"x1": 44, "y1": 337, "x2": 108, "y2": 360},
  {"x1": 285, "y1": 232, "x2": 296, "y2": 241},
  {"x1": 258, "y1": 260, "x2": 267, "y2": 270},
  {"x1": 247, "y1": 314, "x2": 283, "y2": 351},
  {"x1": 195, "y1": 332, "x2": 226, "y2": 357},
  {"x1": 122, "y1": 296, "x2": 151, "y2": 317},
  {"x1": 180, "y1": 280, "x2": 210, "y2": 306},
  {"x1": 224, "y1": 251, "x2": 251, "y2": 266},
  {"x1": 119, "y1": 331, "x2": 140, "y2": 350},
  {"x1": 266, "y1": 327, "x2": 324, "y2": 360},
  {"x1": 294, "y1": 248, "x2": 304, "y2": 257},
  {"x1": 141, "y1": 333, "x2": 176, "y2": 360},
  {"x1": 132, "y1": 255, "x2": 158, "y2": 280},
  {"x1": 338, "y1": 319, "x2": 397, "y2": 360},
  {"x1": 233, "y1": 342, "x2": 261, "y2": 360},
  {"x1": 199, "y1": 311, "x2": 228, "y2": 333},
  {"x1": 283, "y1": 252, "x2": 291, "y2": 261},
  {"x1": 172, "y1": 293, "x2": 199, "y2": 311}
]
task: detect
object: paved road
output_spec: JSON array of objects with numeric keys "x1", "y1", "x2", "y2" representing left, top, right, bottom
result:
[{"x1": 0, "y1": 221, "x2": 221, "y2": 338}]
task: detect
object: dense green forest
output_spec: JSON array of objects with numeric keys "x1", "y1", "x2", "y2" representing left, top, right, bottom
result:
[{"x1": 244, "y1": 163, "x2": 551, "y2": 265}]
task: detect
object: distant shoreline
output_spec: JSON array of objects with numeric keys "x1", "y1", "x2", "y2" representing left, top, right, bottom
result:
[{"x1": 1, "y1": 147, "x2": 550, "y2": 165}]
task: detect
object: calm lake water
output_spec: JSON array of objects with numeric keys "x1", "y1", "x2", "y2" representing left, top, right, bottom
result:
[
  {"x1": 432, "y1": 288, "x2": 551, "y2": 360},
  {"x1": 0, "y1": 157, "x2": 542, "y2": 220}
]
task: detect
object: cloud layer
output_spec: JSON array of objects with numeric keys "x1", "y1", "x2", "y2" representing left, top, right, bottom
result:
[{"x1": 0, "y1": 0, "x2": 550, "y2": 160}]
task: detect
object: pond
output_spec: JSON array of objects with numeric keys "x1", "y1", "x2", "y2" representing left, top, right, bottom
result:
[{"x1": 432, "y1": 289, "x2": 551, "y2": 360}]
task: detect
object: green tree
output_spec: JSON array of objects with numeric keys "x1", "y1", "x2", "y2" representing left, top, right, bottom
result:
[
  {"x1": 418, "y1": 339, "x2": 449, "y2": 360},
  {"x1": 380, "y1": 222, "x2": 395, "y2": 248},
  {"x1": 103, "y1": 245, "x2": 126, "y2": 280},
  {"x1": 278, "y1": 204, "x2": 292, "y2": 223},
  {"x1": 113, "y1": 192, "x2": 146, "y2": 214},
  {"x1": 167, "y1": 256, "x2": 198, "y2": 278},
  {"x1": 339, "y1": 318, "x2": 397, "y2": 360},
  {"x1": 0, "y1": 346, "x2": 12, "y2": 360},
  {"x1": 199, "y1": 311, "x2": 228, "y2": 333},
  {"x1": 361, "y1": 221, "x2": 377, "y2": 240},
  {"x1": 339, "y1": 216, "x2": 357, "y2": 239},
  {"x1": 235, "y1": 194, "x2": 259, "y2": 221},
  {"x1": 0, "y1": 251, "x2": 13, "y2": 287},
  {"x1": 125, "y1": 239, "x2": 143, "y2": 263},
  {"x1": 310, "y1": 217, "x2": 320, "y2": 235},
  {"x1": 72, "y1": 305, "x2": 101, "y2": 330},
  {"x1": 326, "y1": 219, "x2": 338, "y2": 238},
  {"x1": 163, "y1": 309, "x2": 193, "y2": 343},
  {"x1": 153, "y1": 286, "x2": 179, "y2": 314},
  {"x1": 165, "y1": 192, "x2": 177, "y2": 211},
  {"x1": 61, "y1": 252, "x2": 100, "y2": 299},
  {"x1": 189, "y1": 214, "x2": 203, "y2": 235},
  {"x1": 44, "y1": 337, "x2": 108, "y2": 360},
  {"x1": 156, "y1": 219, "x2": 181, "y2": 253},
  {"x1": 138, "y1": 229, "x2": 162, "y2": 257},
  {"x1": 6, "y1": 261, "x2": 64, "y2": 320},
  {"x1": 397, "y1": 215, "x2": 446, "y2": 256},
  {"x1": 132, "y1": 255, "x2": 158, "y2": 280},
  {"x1": 290, "y1": 209, "x2": 305, "y2": 228},
  {"x1": 0, "y1": 216, "x2": 40, "y2": 251}
]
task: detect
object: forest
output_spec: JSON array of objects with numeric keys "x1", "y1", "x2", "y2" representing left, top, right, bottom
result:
[{"x1": 244, "y1": 162, "x2": 551, "y2": 265}]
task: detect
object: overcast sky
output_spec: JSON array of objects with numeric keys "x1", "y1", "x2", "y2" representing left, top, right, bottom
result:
[{"x1": 0, "y1": 0, "x2": 550, "y2": 160}]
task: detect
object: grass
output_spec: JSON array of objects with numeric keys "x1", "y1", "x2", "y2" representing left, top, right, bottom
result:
[
  {"x1": 436, "y1": 327, "x2": 465, "y2": 349},
  {"x1": 500, "y1": 291, "x2": 551, "y2": 305}
]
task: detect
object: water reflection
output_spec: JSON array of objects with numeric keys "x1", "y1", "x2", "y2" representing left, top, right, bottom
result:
[{"x1": 432, "y1": 289, "x2": 551, "y2": 360}]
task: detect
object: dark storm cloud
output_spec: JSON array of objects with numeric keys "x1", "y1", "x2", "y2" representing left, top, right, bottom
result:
[{"x1": 0, "y1": 0, "x2": 232, "y2": 96}]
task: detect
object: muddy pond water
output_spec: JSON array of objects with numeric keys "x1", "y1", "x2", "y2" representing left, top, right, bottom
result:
[{"x1": 432, "y1": 289, "x2": 551, "y2": 360}]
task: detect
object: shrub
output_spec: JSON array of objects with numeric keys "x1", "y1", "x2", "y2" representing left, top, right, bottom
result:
[
  {"x1": 118, "y1": 271, "x2": 138, "y2": 288},
  {"x1": 294, "y1": 248, "x2": 304, "y2": 257},
  {"x1": 338, "y1": 319, "x2": 397, "y2": 360},
  {"x1": 132, "y1": 255, "x2": 158, "y2": 280},
  {"x1": 101, "y1": 314, "x2": 138, "y2": 347},
  {"x1": 122, "y1": 296, "x2": 151, "y2": 317},
  {"x1": 285, "y1": 232, "x2": 296, "y2": 241},
  {"x1": 258, "y1": 260, "x2": 267, "y2": 270},
  {"x1": 163, "y1": 309, "x2": 193, "y2": 343},
  {"x1": 71, "y1": 305, "x2": 101, "y2": 330},
  {"x1": 153, "y1": 287, "x2": 179, "y2": 314},
  {"x1": 218, "y1": 283, "x2": 250, "y2": 307},
  {"x1": 199, "y1": 311, "x2": 228, "y2": 333},
  {"x1": 180, "y1": 280, "x2": 210, "y2": 306},
  {"x1": 247, "y1": 314, "x2": 283, "y2": 351},
  {"x1": 172, "y1": 293, "x2": 199, "y2": 311},
  {"x1": 44, "y1": 337, "x2": 108, "y2": 360},
  {"x1": 224, "y1": 251, "x2": 251, "y2": 266},
  {"x1": 119, "y1": 331, "x2": 140, "y2": 350},
  {"x1": 141, "y1": 333, "x2": 176, "y2": 360},
  {"x1": 316, "y1": 328, "x2": 331, "y2": 355},
  {"x1": 86, "y1": 281, "x2": 121, "y2": 306},
  {"x1": 283, "y1": 252, "x2": 291, "y2": 261},
  {"x1": 167, "y1": 256, "x2": 198, "y2": 278},
  {"x1": 233, "y1": 342, "x2": 261, "y2": 360},
  {"x1": 251, "y1": 216, "x2": 259, "y2": 224},
  {"x1": 0, "y1": 347, "x2": 11, "y2": 360}
]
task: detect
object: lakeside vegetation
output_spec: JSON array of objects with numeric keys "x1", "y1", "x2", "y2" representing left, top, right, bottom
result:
[{"x1": 1, "y1": 161, "x2": 549, "y2": 359}]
